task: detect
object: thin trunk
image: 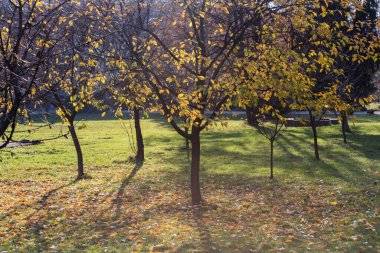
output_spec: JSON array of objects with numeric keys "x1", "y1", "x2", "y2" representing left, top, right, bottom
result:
[
  {"x1": 311, "y1": 124, "x2": 320, "y2": 160},
  {"x1": 341, "y1": 118, "x2": 347, "y2": 144},
  {"x1": 133, "y1": 107, "x2": 144, "y2": 164},
  {"x1": 191, "y1": 126, "x2": 202, "y2": 205},
  {"x1": 68, "y1": 123, "x2": 84, "y2": 179},
  {"x1": 341, "y1": 113, "x2": 351, "y2": 133},
  {"x1": 308, "y1": 111, "x2": 320, "y2": 160},
  {"x1": 270, "y1": 139, "x2": 274, "y2": 179},
  {"x1": 185, "y1": 126, "x2": 190, "y2": 149}
]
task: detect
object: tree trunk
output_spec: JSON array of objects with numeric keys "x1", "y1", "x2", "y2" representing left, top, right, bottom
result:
[
  {"x1": 311, "y1": 124, "x2": 320, "y2": 160},
  {"x1": 185, "y1": 126, "x2": 190, "y2": 149},
  {"x1": 0, "y1": 92, "x2": 21, "y2": 139},
  {"x1": 341, "y1": 119, "x2": 347, "y2": 144},
  {"x1": 190, "y1": 126, "x2": 202, "y2": 205},
  {"x1": 133, "y1": 107, "x2": 144, "y2": 164},
  {"x1": 341, "y1": 113, "x2": 351, "y2": 133},
  {"x1": 270, "y1": 139, "x2": 274, "y2": 179},
  {"x1": 308, "y1": 111, "x2": 320, "y2": 160},
  {"x1": 246, "y1": 107, "x2": 259, "y2": 126},
  {"x1": 0, "y1": 107, "x2": 18, "y2": 149},
  {"x1": 68, "y1": 122, "x2": 84, "y2": 179}
]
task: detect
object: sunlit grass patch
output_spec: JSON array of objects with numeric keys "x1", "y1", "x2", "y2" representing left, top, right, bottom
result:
[{"x1": 0, "y1": 114, "x2": 379, "y2": 252}]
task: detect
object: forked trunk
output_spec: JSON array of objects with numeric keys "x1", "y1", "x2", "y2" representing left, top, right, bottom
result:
[
  {"x1": 190, "y1": 126, "x2": 202, "y2": 205},
  {"x1": 133, "y1": 107, "x2": 144, "y2": 163},
  {"x1": 68, "y1": 122, "x2": 84, "y2": 179}
]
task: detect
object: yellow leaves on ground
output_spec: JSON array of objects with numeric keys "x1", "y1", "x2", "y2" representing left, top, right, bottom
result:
[{"x1": 0, "y1": 170, "x2": 373, "y2": 251}]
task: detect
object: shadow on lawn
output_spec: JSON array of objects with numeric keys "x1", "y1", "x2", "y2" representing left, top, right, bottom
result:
[
  {"x1": 173, "y1": 208, "x2": 224, "y2": 253},
  {"x1": 192, "y1": 208, "x2": 222, "y2": 253},
  {"x1": 277, "y1": 131, "x2": 379, "y2": 186},
  {"x1": 148, "y1": 130, "x2": 255, "y2": 168},
  {"x1": 3, "y1": 119, "x2": 378, "y2": 251},
  {"x1": 3, "y1": 163, "x2": 376, "y2": 252},
  {"x1": 14, "y1": 163, "x2": 144, "y2": 252},
  {"x1": 151, "y1": 125, "x2": 378, "y2": 189},
  {"x1": 24, "y1": 179, "x2": 79, "y2": 251},
  {"x1": 38, "y1": 179, "x2": 79, "y2": 206},
  {"x1": 348, "y1": 134, "x2": 380, "y2": 160},
  {"x1": 112, "y1": 161, "x2": 144, "y2": 220}
]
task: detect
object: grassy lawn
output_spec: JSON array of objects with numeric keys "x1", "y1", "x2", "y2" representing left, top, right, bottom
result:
[{"x1": 0, "y1": 114, "x2": 379, "y2": 252}]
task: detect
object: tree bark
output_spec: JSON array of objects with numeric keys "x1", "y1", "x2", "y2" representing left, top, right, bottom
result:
[
  {"x1": 68, "y1": 122, "x2": 84, "y2": 179},
  {"x1": 341, "y1": 119, "x2": 347, "y2": 144},
  {"x1": 341, "y1": 113, "x2": 351, "y2": 133},
  {"x1": 185, "y1": 126, "x2": 190, "y2": 149},
  {"x1": 0, "y1": 91, "x2": 21, "y2": 140},
  {"x1": 190, "y1": 126, "x2": 202, "y2": 205},
  {"x1": 246, "y1": 107, "x2": 259, "y2": 126},
  {"x1": 133, "y1": 107, "x2": 144, "y2": 164},
  {"x1": 308, "y1": 111, "x2": 320, "y2": 160},
  {"x1": 311, "y1": 124, "x2": 320, "y2": 160},
  {"x1": 0, "y1": 106, "x2": 18, "y2": 149},
  {"x1": 270, "y1": 139, "x2": 274, "y2": 179}
]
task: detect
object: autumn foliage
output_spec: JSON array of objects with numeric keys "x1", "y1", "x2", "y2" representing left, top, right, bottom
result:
[{"x1": 0, "y1": 0, "x2": 379, "y2": 250}]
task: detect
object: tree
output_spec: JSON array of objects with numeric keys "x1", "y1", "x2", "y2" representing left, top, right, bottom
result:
[
  {"x1": 0, "y1": 0, "x2": 69, "y2": 149},
  {"x1": 107, "y1": 71, "x2": 151, "y2": 164},
  {"x1": 288, "y1": 0, "x2": 374, "y2": 159},
  {"x1": 41, "y1": 1, "x2": 105, "y2": 179},
  {"x1": 255, "y1": 118, "x2": 285, "y2": 180},
  {"x1": 237, "y1": 6, "x2": 313, "y2": 175},
  {"x1": 339, "y1": 0, "x2": 379, "y2": 138},
  {"x1": 110, "y1": 0, "x2": 285, "y2": 204},
  {"x1": 105, "y1": 0, "x2": 154, "y2": 164}
]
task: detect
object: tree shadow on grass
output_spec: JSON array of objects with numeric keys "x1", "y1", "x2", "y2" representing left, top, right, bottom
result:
[
  {"x1": 147, "y1": 130, "x2": 254, "y2": 171},
  {"x1": 347, "y1": 134, "x2": 380, "y2": 161},
  {"x1": 276, "y1": 132, "x2": 379, "y2": 187},
  {"x1": 279, "y1": 134, "x2": 345, "y2": 177},
  {"x1": 13, "y1": 171, "x2": 142, "y2": 252},
  {"x1": 153, "y1": 125, "x2": 378, "y2": 190},
  {"x1": 192, "y1": 208, "x2": 222, "y2": 253},
  {"x1": 23, "y1": 179, "x2": 79, "y2": 251},
  {"x1": 174, "y1": 207, "x2": 224, "y2": 253},
  {"x1": 38, "y1": 179, "x2": 80, "y2": 206},
  {"x1": 112, "y1": 161, "x2": 144, "y2": 220}
]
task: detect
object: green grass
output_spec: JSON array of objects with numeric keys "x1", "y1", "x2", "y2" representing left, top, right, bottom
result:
[{"x1": 0, "y1": 114, "x2": 379, "y2": 252}]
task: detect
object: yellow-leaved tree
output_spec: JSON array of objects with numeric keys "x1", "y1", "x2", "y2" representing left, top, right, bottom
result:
[
  {"x1": 41, "y1": 0, "x2": 106, "y2": 179},
  {"x1": 110, "y1": 0, "x2": 309, "y2": 204}
]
